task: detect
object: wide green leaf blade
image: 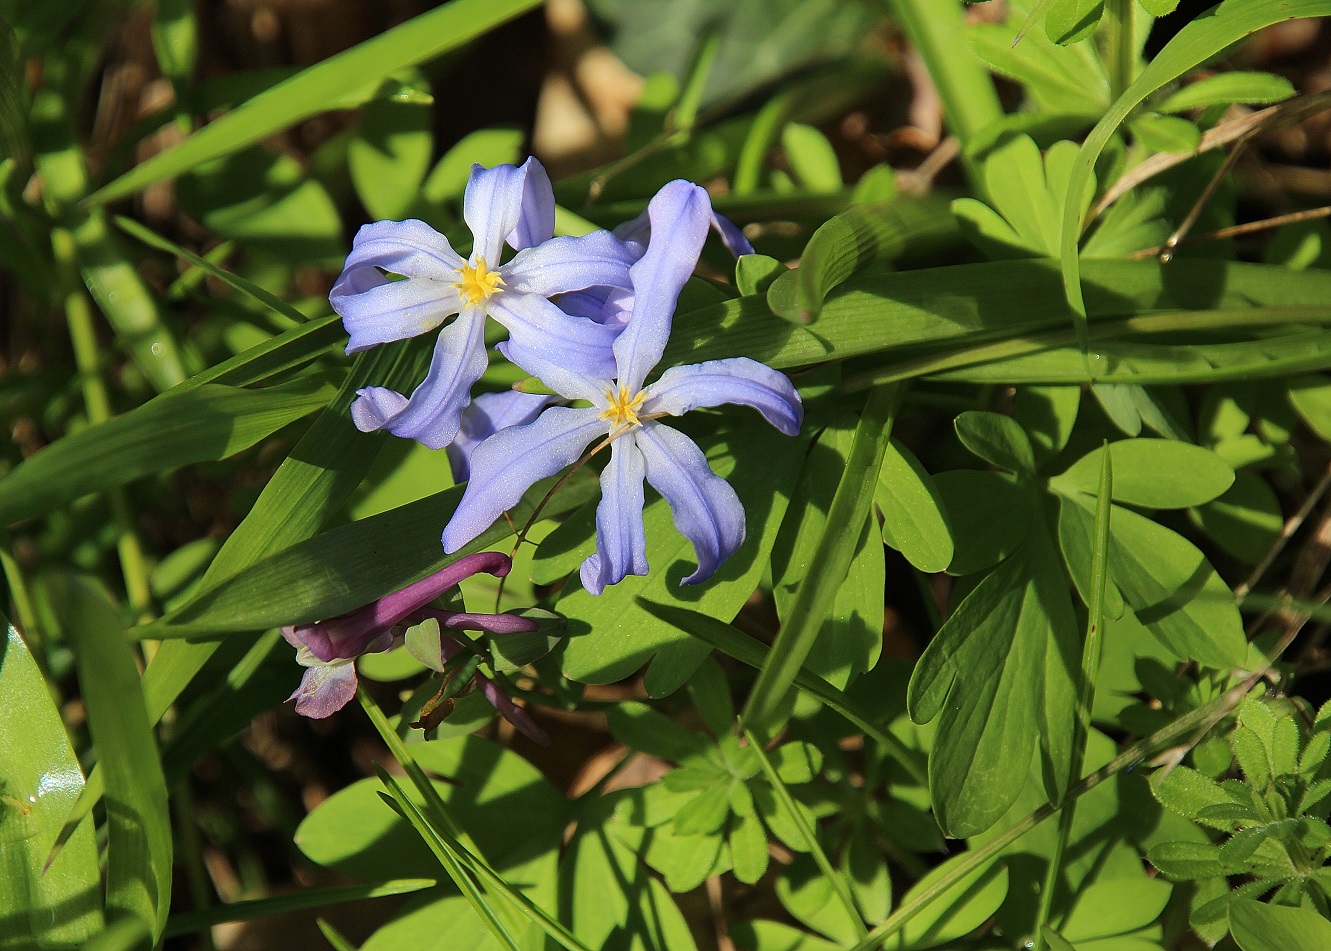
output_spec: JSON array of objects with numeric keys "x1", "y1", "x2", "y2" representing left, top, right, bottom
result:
[
  {"x1": 143, "y1": 469, "x2": 597, "y2": 636},
  {"x1": 773, "y1": 421, "x2": 885, "y2": 686},
  {"x1": 88, "y1": 0, "x2": 544, "y2": 204},
  {"x1": 0, "y1": 380, "x2": 329, "y2": 526},
  {"x1": 907, "y1": 531, "x2": 1078, "y2": 837},
  {"x1": 53, "y1": 575, "x2": 172, "y2": 942},
  {"x1": 0, "y1": 623, "x2": 104, "y2": 950},
  {"x1": 1230, "y1": 898, "x2": 1331, "y2": 951},
  {"x1": 876, "y1": 438, "x2": 953, "y2": 573},
  {"x1": 1052, "y1": 439, "x2": 1234, "y2": 508},
  {"x1": 1101, "y1": 503, "x2": 1246, "y2": 667}
]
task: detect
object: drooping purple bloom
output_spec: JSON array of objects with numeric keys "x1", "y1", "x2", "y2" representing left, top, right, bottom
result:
[
  {"x1": 283, "y1": 552, "x2": 540, "y2": 719},
  {"x1": 331, "y1": 158, "x2": 635, "y2": 450},
  {"x1": 441, "y1": 181, "x2": 803, "y2": 595}
]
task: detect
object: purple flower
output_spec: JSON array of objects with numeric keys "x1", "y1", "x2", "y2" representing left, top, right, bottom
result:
[
  {"x1": 441, "y1": 181, "x2": 803, "y2": 595},
  {"x1": 331, "y1": 158, "x2": 635, "y2": 450},
  {"x1": 283, "y1": 552, "x2": 540, "y2": 719}
]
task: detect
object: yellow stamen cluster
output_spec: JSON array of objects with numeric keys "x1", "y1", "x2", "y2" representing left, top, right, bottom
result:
[
  {"x1": 454, "y1": 257, "x2": 504, "y2": 305},
  {"x1": 599, "y1": 385, "x2": 648, "y2": 430}
]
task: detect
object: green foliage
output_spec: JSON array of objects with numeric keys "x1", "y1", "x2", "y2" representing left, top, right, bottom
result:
[
  {"x1": 8, "y1": 0, "x2": 1331, "y2": 947},
  {"x1": 1149, "y1": 696, "x2": 1331, "y2": 940}
]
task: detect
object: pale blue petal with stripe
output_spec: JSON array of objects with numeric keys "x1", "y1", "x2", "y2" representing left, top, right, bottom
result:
[
  {"x1": 442, "y1": 406, "x2": 607, "y2": 552},
  {"x1": 644, "y1": 358, "x2": 803, "y2": 435},
  {"x1": 348, "y1": 306, "x2": 489, "y2": 449},
  {"x1": 612, "y1": 180, "x2": 713, "y2": 392},
  {"x1": 635, "y1": 422, "x2": 746, "y2": 586},
  {"x1": 580, "y1": 435, "x2": 650, "y2": 595}
]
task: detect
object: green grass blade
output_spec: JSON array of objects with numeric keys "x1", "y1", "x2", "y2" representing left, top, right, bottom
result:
[
  {"x1": 741, "y1": 384, "x2": 901, "y2": 734},
  {"x1": 1059, "y1": 0, "x2": 1331, "y2": 322},
  {"x1": 1030, "y1": 446, "x2": 1112, "y2": 951},
  {"x1": 141, "y1": 468, "x2": 597, "y2": 637},
  {"x1": 52, "y1": 575, "x2": 172, "y2": 942},
  {"x1": 358, "y1": 692, "x2": 594, "y2": 951},
  {"x1": 317, "y1": 919, "x2": 359, "y2": 951},
  {"x1": 372, "y1": 770, "x2": 522, "y2": 951},
  {"x1": 78, "y1": 920, "x2": 152, "y2": 951},
  {"x1": 88, "y1": 0, "x2": 545, "y2": 204},
  {"x1": 918, "y1": 325, "x2": 1331, "y2": 386},
  {"x1": 638, "y1": 604, "x2": 926, "y2": 786},
  {"x1": 180, "y1": 315, "x2": 345, "y2": 389},
  {"x1": 31, "y1": 69, "x2": 187, "y2": 391},
  {"x1": 886, "y1": 0, "x2": 1002, "y2": 150},
  {"x1": 0, "y1": 622, "x2": 104, "y2": 950},
  {"x1": 743, "y1": 728, "x2": 866, "y2": 940},
  {"x1": 163, "y1": 879, "x2": 435, "y2": 937},
  {"x1": 115, "y1": 215, "x2": 314, "y2": 327},
  {"x1": 0, "y1": 380, "x2": 330, "y2": 527}
]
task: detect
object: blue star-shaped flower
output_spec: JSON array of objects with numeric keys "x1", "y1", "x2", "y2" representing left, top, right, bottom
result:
[
  {"x1": 330, "y1": 157, "x2": 635, "y2": 449},
  {"x1": 441, "y1": 181, "x2": 803, "y2": 594}
]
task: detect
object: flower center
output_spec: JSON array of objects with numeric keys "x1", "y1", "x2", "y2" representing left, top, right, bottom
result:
[
  {"x1": 599, "y1": 385, "x2": 648, "y2": 430},
  {"x1": 454, "y1": 257, "x2": 504, "y2": 305}
]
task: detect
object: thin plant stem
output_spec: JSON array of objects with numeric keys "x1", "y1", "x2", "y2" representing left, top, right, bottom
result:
[
  {"x1": 744, "y1": 729, "x2": 868, "y2": 940},
  {"x1": 1031, "y1": 449, "x2": 1112, "y2": 951},
  {"x1": 1103, "y1": 0, "x2": 1135, "y2": 102}
]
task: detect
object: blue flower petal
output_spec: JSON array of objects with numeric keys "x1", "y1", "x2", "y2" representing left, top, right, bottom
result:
[
  {"x1": 489, "y1": 292, "x2": 620, "y2": 381},
  {"x1": 509, "y1": 157, "x2": 556, "y2": 250},
  {"x1": 580, "y1": 435, "x2": 649, "y2": 595},
  {"x1": 643, "y1": 358, "x2": 803, "y2": 435},
  {"x1": 613, "y1": 181, "x2": 714, "y2": 391},
  {"x1": 614, "y1": 201, "x2": 753, "y2": 259},
  {"x1": 349, "y1": 306, "x2": 489, "y2": 449},
  {"x1": 443, "y1": 406, "x2": 606, "y2": 552},
  {"x1": 635, "y1": 422, "x2": 745, "y2": 586},
  {"x1": 331, "y1": 220, "x2": 466, "y2": 352},
  {"x1": 711, "y1": 212, "x2": 754, "y2": 257},
  {"x1": 506, "y1": 231, "x2": 635, "y2": 297},
  {"x1": 446, "y1": 390, "x2": 559, "y2": 483},
  {"x1": 495, "y1": 341, "x2": 607, "y2": 404},
  {"x1": 464, "y1": 161, "x2": 541, "y2": 264}
]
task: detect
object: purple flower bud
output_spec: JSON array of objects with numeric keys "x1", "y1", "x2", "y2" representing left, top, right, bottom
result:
[{"x1": 284, "y1": 552, "x2": 545, "y2": 721}]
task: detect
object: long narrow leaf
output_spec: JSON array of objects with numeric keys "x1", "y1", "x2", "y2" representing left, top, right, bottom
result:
[
  {"x1": 163, "y1": 878, "x2": 435, "y2": 937},
  {"x1": 0, "y1": 622, "x2": 104, "y2": 950},
  {"x1": 88, "y1": 0, "x2": 544, "y2": 204},
  {"x1": 142, "y1": 468, "x2": 598, "y2": 637},
  {"x1": 53, "y1": 575, "x2": 172, "y2": 942},
  {"x1": 0, "y1": 380, "x2": 330, "y2": 527},
  {"x1": 742, "y1": 384, "x2": 901, "y2": 733}
]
